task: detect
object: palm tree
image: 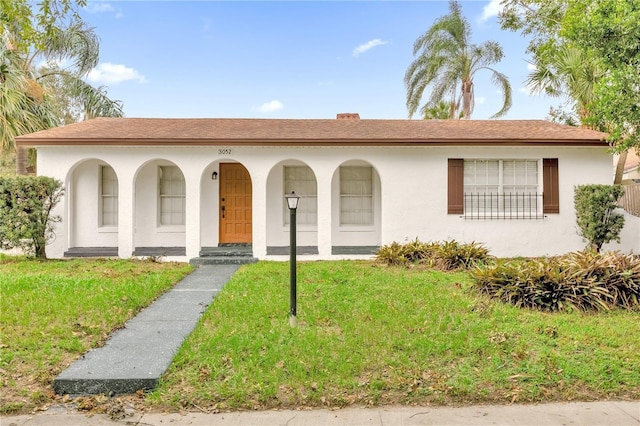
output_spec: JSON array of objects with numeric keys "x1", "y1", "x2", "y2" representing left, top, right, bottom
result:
[
  {"x1": 404, "y1": 0, "x2": 512, "y2": 119},
  {"x1": 1, "y1": 20, "x2": 123, "y2": 153},
  {"x1": 0, "y1": 41, "x2": 58, "y2": 151},
  {"x1": 422, "y1": 100, "x2": 463, "y2": 120},
  {"x1": 525, "y1": 45, "x2": 603, "y2": 123},
  {"x1": 524, "y1": 44, "x2": 632, "y2": 183}
]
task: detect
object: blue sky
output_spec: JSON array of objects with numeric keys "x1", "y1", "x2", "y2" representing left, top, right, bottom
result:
[{"x1": 78, "y1": 0, "x2": 559, "y2": 120}]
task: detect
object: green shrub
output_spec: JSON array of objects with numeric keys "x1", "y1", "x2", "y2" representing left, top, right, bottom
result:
[
  {"x1": 470, "y1": 251, "x2": 640, "y2": 311},
  {"x1": 376, "y1": 239, "x2": 491, "y2": 270},
  {"x1": 0, "y1": 176, "x2": 64, "y2": 259},
  {"x1": 574, "y1": 185, "x2": 625, "y2": 252}
]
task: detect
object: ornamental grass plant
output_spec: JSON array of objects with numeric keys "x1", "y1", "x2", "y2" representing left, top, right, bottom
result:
[
  {"x1": 470, "y1": 250, "x2": 640, "y2": 311},
  {"x1": 375, "y1": 239, "x2": 491, "y2": 270}
]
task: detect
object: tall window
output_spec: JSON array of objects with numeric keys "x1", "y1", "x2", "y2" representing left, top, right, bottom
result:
[
  {"x1": 284, "y1": 166, "x2": 317, "y2": 225},
  {"x1": 340, "y1": 166, "x2": 373, "y2": 225},
  {"x1": 159, "y1": 166, "x2": 185, "y2": 226},
  {"x1": 100, "y1": 165, "x2": 118, "y2": 226},
  {"x1": 462, "y1": 159, "x2": 540, "y2": 218}
]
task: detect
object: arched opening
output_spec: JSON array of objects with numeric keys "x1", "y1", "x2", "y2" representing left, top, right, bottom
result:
[
  {"x1": 330, "y1": 160, "x2": 382, "y2": 254},
  {"x1": 133, "y1": 159, "x2": 186, "y2": 256},
  {"x1": 265, "y1": 160, "x2": 318, "y2": 254},
  {"x1": 200, "y1": 160, "x2": 253, "y2": 248},
  {"x1": 63, "y1": 159, "x2": 119, "y2": 256}
]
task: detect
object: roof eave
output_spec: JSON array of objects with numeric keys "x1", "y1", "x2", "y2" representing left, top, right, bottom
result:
[{"x1": 15, "y1": 138, "x2": 609, "y2": 147}]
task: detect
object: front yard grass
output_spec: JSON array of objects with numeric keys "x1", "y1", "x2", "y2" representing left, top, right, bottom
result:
[
  {"x1": 1, "y1": 257, "x2": 638, "y2": 415},
  {"x1": 0, "y1": 256, "x2": 193, "y2": 414},
  {"x1": 149, "y1": 261, "x2": 640, "y2": 411}
]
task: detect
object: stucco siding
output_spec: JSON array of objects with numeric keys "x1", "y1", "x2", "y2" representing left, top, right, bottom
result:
[{"x1": 36, "y1": 143, "x2": 637, "y2": 260}]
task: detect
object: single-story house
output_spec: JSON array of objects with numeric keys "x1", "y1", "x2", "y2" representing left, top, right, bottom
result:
[{"x1": 15, "y1": 114, "x2": 640, "y2": 261}]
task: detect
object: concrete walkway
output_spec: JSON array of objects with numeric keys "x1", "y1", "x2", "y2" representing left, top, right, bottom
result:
[
  {"x1": 54, "y1": 265, "x2": 240, "y2": 395},
  {"x1": 4, "y1": 401, "x2": 639, "y2": 425}
]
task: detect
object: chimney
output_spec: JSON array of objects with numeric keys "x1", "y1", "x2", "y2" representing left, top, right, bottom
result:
[{"x1": 336, "y1": 113, "x2": 360, "y2": 120}]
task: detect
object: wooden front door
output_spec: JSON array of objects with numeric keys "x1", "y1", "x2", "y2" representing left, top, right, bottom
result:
[{"x1": 219, "y1": 163, "x2": 252, "y2": 243}]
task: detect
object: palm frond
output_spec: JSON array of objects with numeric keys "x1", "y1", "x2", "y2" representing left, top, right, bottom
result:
[
  {"x1": 60, "y1": 73, "x2": 124, "y2": 118},
  {"x1": 41, "y1": 22, "x2": 99, "y2": 76},
  {"x1": 525, "y1": 59, "x2": 561, "y2": 96},
  {"x1": 485, "y1": 68, "x2": 513, "y2": 119},
  {"x1": 0, "y1": 43, "x2": 56, "y2": 151}
]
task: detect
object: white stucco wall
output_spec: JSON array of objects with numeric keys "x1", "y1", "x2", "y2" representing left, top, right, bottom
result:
[
  {"x1": 35, "y1": 143, "x2": 639, "y2": 260},
  {"x1": 602, "y1": 209, "x2": 640, "y2": 254}
]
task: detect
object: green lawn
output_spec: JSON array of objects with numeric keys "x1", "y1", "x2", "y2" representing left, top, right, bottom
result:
[
  {"x1": 1, "y1": 257, "x2": 638, "y2": 415},
  {"x1": 0, "y1": 256, "x2": 193, "y2": 414},
  {"x1": 149, "y1": 261, "x2": 640, "y2": 411}
]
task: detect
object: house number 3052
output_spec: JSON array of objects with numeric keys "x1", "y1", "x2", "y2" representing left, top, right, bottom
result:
[{"x1": 218, "y1": 148, "x2": 233, "y2": 155}]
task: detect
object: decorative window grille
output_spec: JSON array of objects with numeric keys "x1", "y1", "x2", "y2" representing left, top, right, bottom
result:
[
  {"x1": 158, "y1": 166, "x2": 185, "y2": 225},
  {"x1": 340, "y1": 166, "x2": 373, "y2": 225},
  {"x1": 463, "y1": 160, "x2": 544, "y2": 219},
  {"x1": 284, "y1": 166, "x2": 317, "y2": 225},
  {"x1": 100, "y1": 165, "x2": 118, "y2": 226}
]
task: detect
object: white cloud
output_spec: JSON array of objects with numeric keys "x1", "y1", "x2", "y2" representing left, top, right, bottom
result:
[
  {"x1": 85, "y1": 2, "x2": 114, "y2": 13},
  {"x1": 87, "y1": 63, "x2": 146, "y2": 85},
  {"x1": 480, "y1": 0, "x2": 503, "y2": 22},
  {"x1": 519, "y1": 86, "x2": 533, "y2": 95},
  {"x1": 352, "y1": 39, "x2": 389, "y2": 57},
  {"x1": 527, "y1": 62, "x2": 537, "y2": 71},
  {"x1": 84, "y1": 2, "x2": 123, "y2": 18},
  {"x1": 476, "y1": 96, "x2": 486, "y2": 105},
  {"x1": 257, "y1": 100, "x2": 283, "y2": 113}
]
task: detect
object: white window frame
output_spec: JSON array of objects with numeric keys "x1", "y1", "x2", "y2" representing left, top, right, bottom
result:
[
  {"x1": 99, "y1": 165, "x2": 118, "y2": 227},
  {"x1": 339, "y1": 166, "x2": 374, "y2": 226},
  {"x1": 283, "y1": 166, "x2": 317, "y2": 226},
  {"x1": 463, "y1": 159, "x2": 541, "y2": 216},
  {"x1": 158, "y1": 166, "x2": 185, "y2": 226}
]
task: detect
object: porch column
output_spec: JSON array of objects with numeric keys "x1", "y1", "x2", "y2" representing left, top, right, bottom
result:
[
  {"x1": 315, "y1": 170, "x2": 332, "y2": 258},
  {"x1": 117, "y1": 171, "x2": 135, "y2": 258},
  {"x1": 184, "y1": 173, "x2": 201, "y2": 260},
  {"x1": 251, "y1": 169, "x2": 268, "y2": 259}
]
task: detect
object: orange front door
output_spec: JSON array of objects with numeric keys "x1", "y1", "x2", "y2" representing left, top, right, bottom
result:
[{"x1": 219, "y1": 163, "x2": 252, "y2": 244}]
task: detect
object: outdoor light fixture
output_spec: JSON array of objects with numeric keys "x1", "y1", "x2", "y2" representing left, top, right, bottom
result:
[
  {"x1": 285, "y1": 191, "x2": 300, "y2": 327},
  {"x1": 285, "y1": 190, "x2": 300, "y2": 210},
  {"x1": 211, "y1": 171, "x2": 218, "y2": 180}
]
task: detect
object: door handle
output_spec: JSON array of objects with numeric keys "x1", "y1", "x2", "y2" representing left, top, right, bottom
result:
[{"x1": 221, "y1": 205, "x2": 225, "y2": 219}]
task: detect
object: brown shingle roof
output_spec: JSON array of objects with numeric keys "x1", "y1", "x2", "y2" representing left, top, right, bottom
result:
[{"x1": 15, "y1": 117, "x2": 609, "y2": 147}]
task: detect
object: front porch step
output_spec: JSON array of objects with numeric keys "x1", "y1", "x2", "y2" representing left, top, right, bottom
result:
[
  {"x1": 199, "y1": 246, "x2": 253, "y2": 257},
  {"x1": 192, "y1": 245, "x2": 257, "y2": 265}
]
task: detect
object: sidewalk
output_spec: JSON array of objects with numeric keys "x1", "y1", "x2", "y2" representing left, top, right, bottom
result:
[{"x1": 4, "y1": 400, "x2": 639, "y2": 425}]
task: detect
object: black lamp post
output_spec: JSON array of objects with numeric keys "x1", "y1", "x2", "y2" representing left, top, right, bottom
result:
[{"x1": 285, "y1": 191, "x2": 300, "y2": 327}]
